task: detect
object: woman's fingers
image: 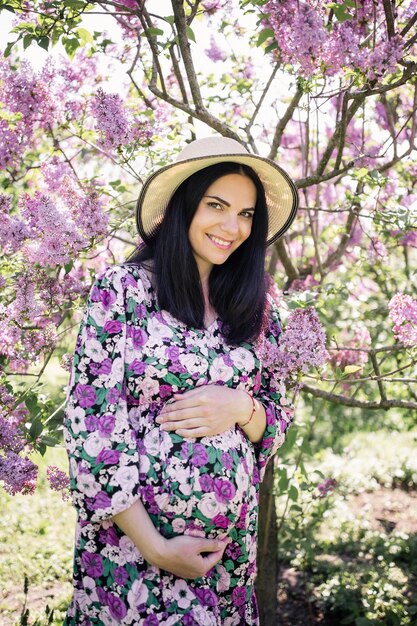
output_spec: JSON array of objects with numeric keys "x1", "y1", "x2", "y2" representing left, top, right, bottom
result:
[
  {"x1": 159, "y1": 417, "x2": 205, "y2": 432},
  {"x1": 176, "y1": 427, "x2": 209, "y2": 438},
  {"x1": 157, "y1": 405, "x2": 199, "y2": 423}
]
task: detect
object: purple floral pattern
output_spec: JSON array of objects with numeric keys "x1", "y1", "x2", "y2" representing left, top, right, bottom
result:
[{"x1": 63, "y1": 264, "x2": 293, "y2": 625}]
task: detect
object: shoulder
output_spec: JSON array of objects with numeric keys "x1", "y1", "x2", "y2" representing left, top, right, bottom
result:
[{"x1": 90, "y1": 263, "x2": 153, "y2": 304}]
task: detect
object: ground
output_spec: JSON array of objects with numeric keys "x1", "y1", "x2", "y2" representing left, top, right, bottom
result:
[{"x1": 277, "y1": 487, "x2": 417, "y2": 626}]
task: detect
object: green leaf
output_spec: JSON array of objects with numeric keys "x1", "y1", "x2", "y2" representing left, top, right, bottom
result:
[
  {"x1": 77, "y1": 27, "x2": 93, "y2": 45},
  {"x1": 29, "y1": 418, "x2": 44, "y2": 440},
  {"x1": 257, "y1": 28, "x2": 274, "y2": 47},
  {"x1": 356, "y1": 167, "x2": 369, "y2": 179},
  {"x1": 283, "y1": 425, "x2": 297, "y2": 450},
  {"x1": 63, "y1": 36, "x2": 80, "y2": 56},
  {"x1": 23, "y1": 34, "x2": 33, "y2": 50},
  {"x1": 25, "y1": 395, "x2": 39, "y2": 416},
  {"x1": 64, "y1": 260, "x2": 74, "y2": 275},
  {"x1": 278, "y1": 472, "x2": 289, "y2": 492},
  {"x1": 163, "y1": 15, "x2": 175, "y2": 25},
  {"x1": 145, "y1": 27, "x2": 164, "y2": 38},
  {"x1": 38, "y1": 36, "x2": 50, "y2": 51},
  {"x1": 186, "y1": 26, "x2": 196, "y2": 43},
  {"x1": 264, "y1": 41, "x2": 278, "y2": 54},
  {"x1": 4, "y1": 41, "x2": 15, "y2": 57},
  {"x1": 63, "y1": 0, "x2": 88, "y2": 8},
  {"x1": 288, "y1": 485, "x2": 299, "y2": 501}
]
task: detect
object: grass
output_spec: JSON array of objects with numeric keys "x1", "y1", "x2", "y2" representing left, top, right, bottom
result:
[{"x1": 0, "y1": 447, "x2": 75, "y2": 626}]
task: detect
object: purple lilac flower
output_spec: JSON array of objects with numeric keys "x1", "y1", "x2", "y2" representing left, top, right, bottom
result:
[
  {"x1": 388, "y1": 293, "x2": 417, "y2": 346},
  {"x1": 46, "y1": 465, "x2": 70, "y2": 501}
]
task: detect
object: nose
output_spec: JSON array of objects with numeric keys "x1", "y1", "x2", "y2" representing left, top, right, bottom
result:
[{"x1": 220, "y1": 212, "x2": 239, "y2": 236}]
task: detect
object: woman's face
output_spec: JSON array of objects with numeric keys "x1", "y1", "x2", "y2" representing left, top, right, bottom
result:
[{"x1": 188, "y1": 173, "x2": 257, "y2": 281}]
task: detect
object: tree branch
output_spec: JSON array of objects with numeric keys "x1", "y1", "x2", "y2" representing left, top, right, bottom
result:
[
  {"x1": 268, "y1": 84, "x2": 303, "y2": 160},
  {"x1": 382, "y1": 0, "x2": 396, "y2": 39},
  {"x1": 301, "y1": 384, "x2": 417, "y2": 410},
  {"x1": 274, "y1": 238, "x2": 299, "y2": 283},
  {"x1": 400, "y1": 12, "x2": 417, "y2": 37},
  {"x1": 171, "y1": 0, "x2": 204, "y2": 111},
  {"x1": 322, "y1": 182, "x2": 362, "y2": 271},
  {"x1": 315, "y1": 96, "x2": 365, "y2": 176},
  {"x1": 246, "y1": 62, "x2": 280, "y2": 138}
]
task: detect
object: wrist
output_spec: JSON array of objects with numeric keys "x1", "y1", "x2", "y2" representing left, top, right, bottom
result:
[
  {"x1": 141, "y1": 532, "x2": 168, "y2": 568},
  {"x1": 236, "y1": 390, "x2": 256, "y2": 428}
]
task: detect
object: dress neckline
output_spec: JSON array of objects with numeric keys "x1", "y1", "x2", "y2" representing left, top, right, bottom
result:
[{"x1": 132, "y1": 264, "x2": 220, "y2": 333}]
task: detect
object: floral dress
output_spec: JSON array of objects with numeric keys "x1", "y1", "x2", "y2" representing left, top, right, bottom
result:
[{"x1": 63, "y1": 263, "x2": 293, "y2": 626}]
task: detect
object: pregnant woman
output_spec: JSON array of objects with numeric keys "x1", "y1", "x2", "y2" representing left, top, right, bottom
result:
[{"x1": 63, "y1": 136, "x2": 299, "y2": 625}]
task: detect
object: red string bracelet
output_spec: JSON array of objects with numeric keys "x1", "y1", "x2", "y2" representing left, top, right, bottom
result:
[{"x1": 240, "y1": 391, "x2": 257, "y2": 428}]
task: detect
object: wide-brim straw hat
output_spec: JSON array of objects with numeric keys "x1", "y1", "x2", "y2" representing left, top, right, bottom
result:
[{"x1": 136, "y1": 136, "x2": 299, "y2": 246}]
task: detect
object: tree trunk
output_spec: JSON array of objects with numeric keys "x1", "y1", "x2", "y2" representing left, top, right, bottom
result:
[{"x1": 256, "y1": 460, "x2": 278, "y2": 625}]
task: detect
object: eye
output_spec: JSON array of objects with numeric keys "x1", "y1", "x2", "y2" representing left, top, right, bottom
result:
[
  {"x1": 207, "y1": 201, "x2": 222, "y2": 210},
  {"x1": 240, "y1": 210, "x2": 254, "y2": 219}
]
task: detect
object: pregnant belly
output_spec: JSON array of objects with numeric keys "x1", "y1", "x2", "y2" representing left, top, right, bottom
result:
[{"x1": 139, "y1": 425, "x2": 255, "y2": 539}]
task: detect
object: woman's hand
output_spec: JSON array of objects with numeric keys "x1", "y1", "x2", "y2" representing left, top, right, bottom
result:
[
  {"x1": 156, "y1": 535, "x2": 228, "y2": 579},
  {"x1": 156, "y1": 385, "x2": 252, "y2": 438}
]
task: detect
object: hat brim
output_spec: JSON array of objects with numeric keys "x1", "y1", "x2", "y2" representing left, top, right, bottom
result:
[{"x1": 136, "y1": 153, "x2": 299, "y2": 247}]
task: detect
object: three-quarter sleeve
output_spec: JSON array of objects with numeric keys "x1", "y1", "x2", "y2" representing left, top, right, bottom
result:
[
  {"x1": 63, "y1": 266, "x2": 140, "y2": 523},
  {"x1": 253, "y1": 295, "x2": 294, "y2": 481}
]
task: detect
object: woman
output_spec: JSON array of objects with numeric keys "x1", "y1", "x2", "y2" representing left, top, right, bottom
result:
[{"x1": 63, "y1": 136, "x2": 299, "y2": 625}]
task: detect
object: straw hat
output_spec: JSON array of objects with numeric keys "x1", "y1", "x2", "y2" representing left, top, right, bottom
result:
[{"x1": 136, "y1": 136, "x2": 299, "y2": 246}]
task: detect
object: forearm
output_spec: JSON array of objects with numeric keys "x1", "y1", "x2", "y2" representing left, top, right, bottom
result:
[
  {"x1": 112, "y1": 498, "x2": 166, "y2": 566},
  {"x1": 235, "y1": 390, "x2": 266, "y2": 444}
]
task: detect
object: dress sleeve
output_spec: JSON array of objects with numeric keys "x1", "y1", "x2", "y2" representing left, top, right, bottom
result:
[
  {"x1": 253, "y1": 294, "x2": 294, "y2": 481},
  {"x1": 63, "y1": 266, "x2": 140, "y2": 523}
]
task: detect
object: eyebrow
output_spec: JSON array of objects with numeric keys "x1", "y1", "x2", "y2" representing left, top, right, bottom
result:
[{"x1": 204, "y1": 195, "x2": 255, "y2": 211}]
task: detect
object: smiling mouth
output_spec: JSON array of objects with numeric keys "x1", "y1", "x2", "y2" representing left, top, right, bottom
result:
[{"x1": 207, "y1": 234, "x2": 234, "y2": 249}]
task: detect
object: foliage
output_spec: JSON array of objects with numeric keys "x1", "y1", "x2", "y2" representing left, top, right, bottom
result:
[{"x1": 275, "y1": 423, "x2": 417, "y2": 624}]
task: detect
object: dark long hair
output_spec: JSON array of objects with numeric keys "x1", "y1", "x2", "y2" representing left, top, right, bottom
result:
[{"x1": 128, "y1": 162, "x2": 269, "y2": 344}]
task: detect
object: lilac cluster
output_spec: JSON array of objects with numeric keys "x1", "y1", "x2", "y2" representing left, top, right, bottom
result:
[
  {"x1": 265, "y1": 0, "x2": 405, "y2": 79},
  {"x1": 91, "y1": 88, "x2": 153, "y2": 153},
  {"x1": 46, "y1": 465, "x2": 71, "y2": 501},
  {"x1": 205, "y1": 36, "x2": 227, "y2": 62},
  {"x1": 0, "y1": 412, "x2": 37, "y2": 496},
  {"x1": 388, "y1": 293, "x2": 417, "y2": 347},
  {"x1": 259, "y1": 306, "x2": 328, "y2": 384}
]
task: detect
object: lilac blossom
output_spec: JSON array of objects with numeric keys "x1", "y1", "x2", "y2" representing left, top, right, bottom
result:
[
  {"x1": 46, "y1": 465, "x2": 71, "y2": 501},
  {"x1": 91, "y1": 88, "x2": 152, "y2": 152},
  {"x1": 258, "y1": 307, "x2": 328, "y2": 384},
  {"x1": 205, "y1": 36, "x2": 227, "y2": 62},
  {"x1": 388, "y1": 293, "x2": 417, "y2": 347}
]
